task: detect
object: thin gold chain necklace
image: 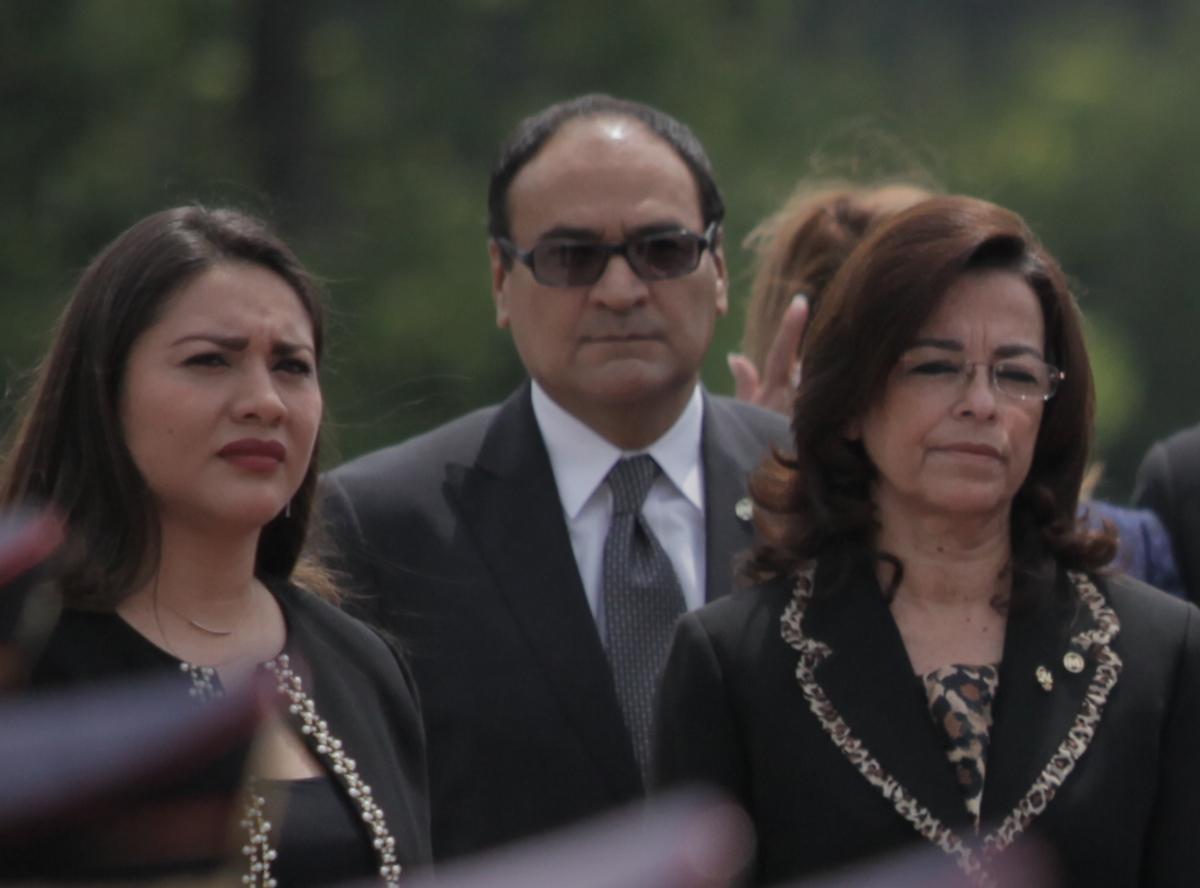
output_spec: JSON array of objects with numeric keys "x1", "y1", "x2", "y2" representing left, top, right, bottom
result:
[{"x1": 154, "y1": 579, "x2": 257, "y2": 638}]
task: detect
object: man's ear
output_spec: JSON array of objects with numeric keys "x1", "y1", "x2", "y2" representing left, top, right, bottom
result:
[
  {"x1": 488, "y1": 239, "x2": 511, "y2": 329},
  {"x1": 711, "y1": 241, "x2": 729, "y2": 317}
]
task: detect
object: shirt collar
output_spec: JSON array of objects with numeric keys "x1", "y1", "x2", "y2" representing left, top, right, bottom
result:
[{"x1": 531, "y1": 382, "x2": 705, "y2": 520}]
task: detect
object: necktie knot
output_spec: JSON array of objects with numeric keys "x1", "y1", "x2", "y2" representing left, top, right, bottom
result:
[{"x1": 606, "y1": 455, "x2": 660, "y2": 516}]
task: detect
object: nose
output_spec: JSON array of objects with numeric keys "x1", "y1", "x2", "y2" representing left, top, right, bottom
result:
[
  {"x1": 588, "y1": 251, "x2": 650, "y2": 312},
  {"x1": 234, "y1": 364, "x2": 286, "y2": 425},
  {"x1": 954, "y1": 363, "x2": 998, "y2": 419}
]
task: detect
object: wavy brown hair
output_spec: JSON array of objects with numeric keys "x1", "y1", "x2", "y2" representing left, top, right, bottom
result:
[
  {"x1": 747, "y1": 195, "x2": 1116, "y2": 596},
  {"x1": 0, "y1": 206, "x2": 337, "y2": 608},
  {"x1": 741, "y1": 181, "x2": 931, "y2": 371}
]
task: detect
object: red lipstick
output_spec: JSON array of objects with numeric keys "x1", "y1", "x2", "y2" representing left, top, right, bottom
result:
[
  {"x1": 218, "y1": 438, "x2": 286, "y2": 472},
  {"x1": 940, "y1": 443, "x2": 1003, "y2": 460}
]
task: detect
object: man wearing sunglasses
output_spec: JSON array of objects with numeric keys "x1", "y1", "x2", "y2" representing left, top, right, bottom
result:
[{"x1": 323, "y1": 94, "x2": 787, "y2": 861}]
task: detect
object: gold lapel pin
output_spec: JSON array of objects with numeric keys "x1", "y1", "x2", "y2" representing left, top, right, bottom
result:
[
  {"x1": 735, "y1": 497, "x2": 754, "y2": 522},
  {"x1": 1063, "y1": 651, "x2": 1085, "y2": 674},
  {"x1": 1035, "y1": 665, "x2": 1054, "y2": 692}
]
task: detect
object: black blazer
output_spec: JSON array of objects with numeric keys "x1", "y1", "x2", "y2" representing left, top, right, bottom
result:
[
  {"x1": 654, "y1": 557, "x2": 1200, "y2": 887},
  {"x1": 31, "y1": 581, "x2": 433, "y2": 877},
  {"x1": 1134, "y1": 422, "x2": 1200, "y2": 604},
  {"x1": 321, "y1": 382, "x2": 788, "y2": 860}
]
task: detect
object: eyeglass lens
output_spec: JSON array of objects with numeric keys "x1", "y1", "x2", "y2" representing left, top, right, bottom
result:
[
  {"x1": 991, "y1": 361, "x2": 1058, "y2": 399},
  {"x1": 530, "y1": 230, "x2": 705, "y2": 286},
  {"x1": 900, "y1": 356, "x2": 1061, "y2": 400}
]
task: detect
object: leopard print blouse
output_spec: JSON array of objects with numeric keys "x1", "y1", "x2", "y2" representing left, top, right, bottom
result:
[{"x1": 922, "y1": 663, "x2": 1000, "y2": 828}]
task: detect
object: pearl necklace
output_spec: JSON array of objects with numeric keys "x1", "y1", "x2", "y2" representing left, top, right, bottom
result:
[{"x1": 181, "y1": 655, "x2": 402, "y2": 886}]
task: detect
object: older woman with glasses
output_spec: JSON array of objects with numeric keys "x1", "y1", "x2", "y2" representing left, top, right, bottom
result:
[{"x1": 653, "y1": 196, "x2": 1200, "y2": 886}]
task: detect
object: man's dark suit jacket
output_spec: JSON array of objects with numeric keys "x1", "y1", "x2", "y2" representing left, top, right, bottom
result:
[
  {"x1": 321, "y1": 382, "x2": 788, "y2": 860},
  {"x1": 1134, "y1": 422, "x2": 1200, "y2": 604},
  {"x1": 654, "y1": 556, "x2": 1200, "y2": 887}
]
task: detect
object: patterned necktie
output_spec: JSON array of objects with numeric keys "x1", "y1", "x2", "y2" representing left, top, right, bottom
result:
[{"x1": 602, "y1": 454, "x2": 687, "y2": 783}]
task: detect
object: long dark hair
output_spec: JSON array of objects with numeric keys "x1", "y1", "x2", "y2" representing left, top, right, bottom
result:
[
  {"x1": 0, "y1": 206, "x2": 334, "y2": 608},
  {"x1": 747, "y1": 196, "x2": 1116, "y2": 595}
]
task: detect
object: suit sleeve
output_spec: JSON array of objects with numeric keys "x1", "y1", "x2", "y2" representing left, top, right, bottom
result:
[
  {"x1": 1137, "y1": 511, "x2": 1185, "y2": 598},
  {"x1": 1135, "y1": 437, "x2": 1200, "y2": 604},
  {"x1": 318, "y1": 473, "x2": 388, "y2": 629},
  {"x1": 652, "y1": 611, "x2": 750, "y2": 808},
  {"x1": 1141, "y1": 603, "x2": 1200, "y2": 885},
  {"x1": 1133, "y1": 442, "x2": 1173, "y2": 531}
]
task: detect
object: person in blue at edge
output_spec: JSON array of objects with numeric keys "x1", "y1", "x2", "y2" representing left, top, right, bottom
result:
[{"x1": 655, "y1": 195, "x2": 1200, "y2": 886}]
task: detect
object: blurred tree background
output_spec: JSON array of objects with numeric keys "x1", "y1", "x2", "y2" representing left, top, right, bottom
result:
[{"x1": 3, "y1": 0, "x2": 1199, "y2": 499}]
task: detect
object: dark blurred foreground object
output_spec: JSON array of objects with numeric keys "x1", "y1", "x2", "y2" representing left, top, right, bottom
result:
[
  {"x1": 387, "y1": 787, "x2": 1054, "y2": 888},
  {"x1": 1134, "y1": 422, "x2": 1200, "y2": 604},
  {"x1": 790, "y1": 834, "x2": 1058, "y2": 888},
  {"x1": 0, "y1": 671, "x2": 264, "y2": 881},
  {"x1": 0, "y1": 507, "x2": 64, "y2": 686},
  {"x1": 396, "y1": 790, "x2": 754, "y2": 888}
]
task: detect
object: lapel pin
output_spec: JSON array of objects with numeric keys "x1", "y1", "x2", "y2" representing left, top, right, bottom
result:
[
  {"x1": 1063, "y1": 651, "x2": 1085, "y2": 674},
  {"x1": 735, "y1": 497, "x2": 754, "y2": 522},
  {"x1": 1035, "y1": 665, "x2": 1054, "y2": 692}
]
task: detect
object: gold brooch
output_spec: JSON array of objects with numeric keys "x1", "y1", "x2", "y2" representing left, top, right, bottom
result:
[{"x1": 1035, "y1": 665, "x2": 1054, "y2": 692}]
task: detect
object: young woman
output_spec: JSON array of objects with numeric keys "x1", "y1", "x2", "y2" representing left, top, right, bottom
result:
[{"x1": 2, "y1": 206, "x2": 430, "y2": 885}]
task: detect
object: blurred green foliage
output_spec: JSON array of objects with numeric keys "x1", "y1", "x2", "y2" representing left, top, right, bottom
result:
[{"x1": 3, "y1": 0, "x2": 1198, "y2": 498}]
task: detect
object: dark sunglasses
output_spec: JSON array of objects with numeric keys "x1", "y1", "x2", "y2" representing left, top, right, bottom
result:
[{"x1": 495, "y1": 221, "x2": 718, "y2": 287}]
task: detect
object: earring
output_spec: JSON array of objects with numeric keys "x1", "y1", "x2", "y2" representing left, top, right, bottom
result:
[{"x1": 284, "y1": 500, "x2": 292, "y2": 519}]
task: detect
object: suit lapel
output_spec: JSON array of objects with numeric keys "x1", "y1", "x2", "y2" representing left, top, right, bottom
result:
[
  {"x1": 701, "y1": 394, "x2": 770, "y2": 603},
  {"x1": 446, "y1": 385, "x2": 641, "y2": 797},
  {"x1": 801, "y1": 556, "x2": 973, "y2": 832},
  {"x1": 982, "y1": 565, "x2": 1099, "y2": 825}
]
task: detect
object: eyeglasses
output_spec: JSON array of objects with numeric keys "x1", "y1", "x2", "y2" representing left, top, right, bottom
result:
[
  {"x1": 896, "y1": 353, "x2": 1064, "y2": 402},
  {"x1": 495, "y1": 222, "x2": 718, "y2": 287}
]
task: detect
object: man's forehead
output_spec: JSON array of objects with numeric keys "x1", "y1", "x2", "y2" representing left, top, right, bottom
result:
[
  {"x1": 506, "y1": 116, "x2": 703, "y2": 235},
  {"x1": 519, "y1": 116, "x2": 684, "y2": 181},
  {"x1": 581, "y1": 115, "x2": 641, "y2": 142}
]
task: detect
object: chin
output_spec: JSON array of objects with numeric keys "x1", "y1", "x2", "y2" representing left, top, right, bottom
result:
[
  {"x1": 209, "y1": 495, "x2": 291, "y2": 531},
  {"x1": 590, "y1": 363, "x2": 688, "y2": 402},
  {"x1": 930, "y1": 492, "x2": 1013, "y2": 519},
  {"x1": 906, "y1": 473, "x2": 992, "y2": 507}
]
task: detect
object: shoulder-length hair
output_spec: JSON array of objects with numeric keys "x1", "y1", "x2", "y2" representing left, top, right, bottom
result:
[
  {"x1": 741, "y1": 181, "x2": 932, "y2": 372},
  {"x1": 747, "y1": 195, "x2": 1115, "y2": 592},
  {"x1": 0, "y1": 205, "x2": 335, "y2": 608}
]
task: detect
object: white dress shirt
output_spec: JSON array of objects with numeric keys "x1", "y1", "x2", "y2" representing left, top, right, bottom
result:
[{"x1": 531, "y1": 382, "x2": 706, "y2": 642}]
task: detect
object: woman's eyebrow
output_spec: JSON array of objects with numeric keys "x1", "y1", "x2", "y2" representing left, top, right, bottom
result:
[
  {"x1": 907, "y1": 338, "x2": 1044, "y2": 359},
  {"x1": 170, "y1": 333, "x2": 248, "y2": 349},
  {"x1": 995, "y1": 343, "x2": 1044, "y2": 359},
  {"x1": 272, "y1": 340, "x2": 315, "y2": 357},
  {"x1": 908, "y1": 337, "x2": 962, "y2": 351},
  {"x1": 169, "y1": 333, "x2": 314, "y2": 356}
]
